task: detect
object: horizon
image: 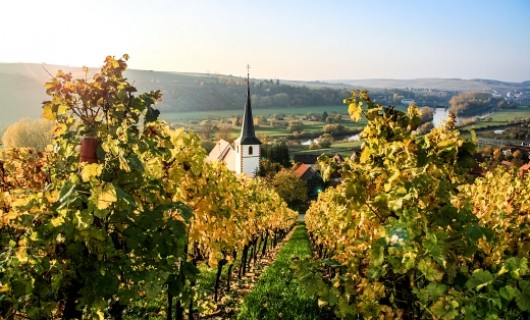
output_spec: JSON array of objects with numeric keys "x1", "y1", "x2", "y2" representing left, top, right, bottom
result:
[
  {"x1": 2, "y1": 61, "x2": 528, "y2": 84},
  {"x1": 1, "y1": 1, "x2": 530, "y2": 82}
]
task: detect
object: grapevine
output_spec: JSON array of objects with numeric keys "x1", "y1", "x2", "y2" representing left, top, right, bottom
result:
[
  {"x1": 301, "y1": 90, "x2": 530, "y2": 319},
  {"x1": 0, "y1": 55, "x2": 297, "y2": 319}
]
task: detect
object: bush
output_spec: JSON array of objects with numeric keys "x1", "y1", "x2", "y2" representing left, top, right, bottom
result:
[
  {"x1": 2, "y1": 118, "x2": 54, "y2": 151},
  {"x1": 317, "y1": 133, "x2": 333, "y2": 148},
  {"x1": 323, "y1": 123, "x2": 346, "y2": 136},
  {"x1": 287, "y1": 120, "x2": 304, "y2": 133}
]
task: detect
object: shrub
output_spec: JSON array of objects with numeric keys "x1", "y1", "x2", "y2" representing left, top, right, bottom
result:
[{"x1": 2, "y1": 118, "x2": 54, "y2": 151}]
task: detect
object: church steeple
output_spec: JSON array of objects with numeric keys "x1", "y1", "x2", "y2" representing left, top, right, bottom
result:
[
  {"x1": 206, "y1": 66, "x2": 261, "y2": 177},
  {"x1": 239, "y1": 65, "x2": 260, "y2": 145}
]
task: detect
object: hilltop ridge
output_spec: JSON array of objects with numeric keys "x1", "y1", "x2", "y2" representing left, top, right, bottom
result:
[
  {"x1": 331, "y1": 78, "x2": 530, "y2": 91},
  {"x1": 1, "y1": 62, "x2": 528, "y2": 128}
]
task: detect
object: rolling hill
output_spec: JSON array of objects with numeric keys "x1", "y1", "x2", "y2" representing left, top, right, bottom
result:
[
  {"x1": 1, "y1": 62, "x2": 528, "y2": 129},
  {"x1": 332, "y1": 78, "x2": 530, "y2": 92}
]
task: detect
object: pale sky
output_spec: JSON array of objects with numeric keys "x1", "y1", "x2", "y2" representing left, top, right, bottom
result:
[{"x1": 1, "y1": 0, "x2": 529, "y2": 82}]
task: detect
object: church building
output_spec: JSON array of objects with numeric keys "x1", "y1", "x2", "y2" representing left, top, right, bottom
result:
[{"x1": 206, "y1": 70, "x2": 261, "y2": 177}]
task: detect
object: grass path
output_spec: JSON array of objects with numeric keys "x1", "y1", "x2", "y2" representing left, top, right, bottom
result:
[{"x1": 236, "y1": 222, "x2": 336, "y2": 320}]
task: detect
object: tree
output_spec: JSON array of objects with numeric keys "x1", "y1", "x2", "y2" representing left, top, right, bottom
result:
[
  {"x1": 1, "y1": 118, "x2": 54, "y2": 151},
  {"x1": 257, "y1": 158, "x2": 283, "y2": 180},
  {"x1": 493, "y1": 148, "x2": 503, "y2": 160},
  {"x1": 201, "y1": 140, "x2": 216, "y2": 153},
  {"x1": 216, "y1": 123, "x2": 233, "y2": 141},
  {"x1": 272, "y1": 169, "x2": 307, "y2": 211},
  {"x1": 323, "y1": 123, "x2": 346, "y2": 137},
  {"x1": 258, "y1": 133, "x2": 270, "y2": 144},
  {"x1": 232, "y1": 115, "x2": 242, "y2": 126},
  {"x1": 255, "y1": 115, "x2": 267, "y2": 127},
  {"x1": 261, "y1": 141, "x2": 291, "y2": 167},
  {"x1": 287, "y1": 120, "x2": 304, "y2": 133},
  {"x1": 272, "y1": 93, "x2": 290, "y2": 107},
  {"x1": 420, "y1": 106, "x2": 434, "y2": 124},
  {"x1": 308, "y1": 140, "x2": 318, "y2": 150},
  {"x1": 306, "y1": 112, "x2": 318, "y2": 121},
  {"x1": 512, "y1": 149, "x2": 523, "y2": 165},
  {"x1": 322, "y1": 111, "x2": 329, "y2": 122},
  {"x1": 481, "y1": 145, "x2": 494, "y2": 157},
  {"x1": 449, "y1": 92, "x2": 502, "y2": 117},
  {"x1": 198, "y1": 118, "x2": 217, "y2": 140},
  {"x1": 259, "y1": 96, "x2": 272, "y2": 108},
  {"x1": 316, "y1": 133, "x2": 333, "y2": 148},
  {"x1": 416, "y1": 121, "x2": 434, "y2": 134}
]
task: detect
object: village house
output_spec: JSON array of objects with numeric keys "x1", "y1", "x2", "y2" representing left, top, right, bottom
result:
[{"x1": 293, "y1": 163, "x2": 324, "y2": 198}]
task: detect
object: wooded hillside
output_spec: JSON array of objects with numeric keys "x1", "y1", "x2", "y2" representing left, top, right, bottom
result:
[{"x1": 1, "y1": 62, "x2": 528, "y2": 129}]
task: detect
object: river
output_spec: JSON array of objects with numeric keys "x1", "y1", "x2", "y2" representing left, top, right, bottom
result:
[{"x1": 432, "y1": 107, "x2": 450, "y2": 127}]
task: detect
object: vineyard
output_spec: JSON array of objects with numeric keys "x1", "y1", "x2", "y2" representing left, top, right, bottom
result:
[
  {"x1": 0, "y1": 56, "x2": 297, "y2": 319},
  {"x1": 1, "y1": 56, "x2": 530, "y2": 319},
  {"x1": 301, "y1": 91, "x2": 530, "y2": 319}
]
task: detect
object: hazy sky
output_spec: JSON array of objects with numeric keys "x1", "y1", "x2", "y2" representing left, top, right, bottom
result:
[{"x1": 1, "y1": 0, "x2": 529, "y2": 82}]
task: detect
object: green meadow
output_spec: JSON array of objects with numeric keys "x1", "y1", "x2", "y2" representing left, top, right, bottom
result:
[{"x1": 160, "y1": 105, "x2": 351, "y2": 123}]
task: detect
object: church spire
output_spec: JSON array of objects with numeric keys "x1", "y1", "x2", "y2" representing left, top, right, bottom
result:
[{"x1": 239, "y1": 65, "x2": 260, "y2": 145}]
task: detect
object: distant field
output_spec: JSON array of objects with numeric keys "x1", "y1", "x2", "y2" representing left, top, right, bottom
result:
[
  {"x1": 487, "y1": 107, "x2": 530, "y2": 122},
  {"x1": 160, "y1": 104, "x2": 417, "y2": 124},
  {"x1": 332, "y1": 139, "x2": 363, "y2": 148},
  {"x1": 255, "y1": 126, "x2": 289, "y2": 138},
  {"x1": 459, "y1": 107, "x2": 530, "y2": 130},
  {"x1": 160, "y1": 105, "x2": 351, "y2": 123}
]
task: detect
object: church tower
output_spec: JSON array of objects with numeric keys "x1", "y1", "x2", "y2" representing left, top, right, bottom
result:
[{"x1": 234, "y1": 66, "x2": 261, "y2": 177}]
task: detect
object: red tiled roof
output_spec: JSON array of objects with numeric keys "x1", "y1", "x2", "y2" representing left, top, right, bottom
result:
[
  {"x1": 520, "y1": 162, "x2": 530, "y2": 179},
  {"x1": 294, "y1": 163, "x2": 311, "y2": 178},
  {"x1": 501, "y1": 160, "x2": 515, "y2": 167}
]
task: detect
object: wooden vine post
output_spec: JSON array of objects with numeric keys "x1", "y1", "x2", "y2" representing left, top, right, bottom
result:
[{"x1": 80, "y1": 136, "x2": 99, "y2": 163}]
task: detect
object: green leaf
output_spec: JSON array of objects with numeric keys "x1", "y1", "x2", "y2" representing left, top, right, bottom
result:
[
  {"x1": 426, "y1": 282, "x2": 447, "y2": 301},
  {"x1": 167, "y1": 274, "x2": 183, "y2": 296},
  {"x1": 113, "y1": 183, "x2": 135, "y2": 208},
  {"x1": 175, "y1": 202, "x2": 193, "y2": 221},
  {"x1": 371, "y1": 237, "x2": 386, "y2": 266},
  {"x1": 366, "y1": 266, "x2": 382, "y2": 280},
  {"x1": 74, "y1": 210, "x2": 93, "y2": 229},
  {"x1": 466, "y1": 269, "x2": 493, "y2": 291},
  {"x1": 499, "y1": 257, "x2": 528, "y2": 279},
  {"x1": 431, "y1": 298, "x2": 459, "y2": 319},
  {"x1": 418, "y1": 259, "x2": 444, "y2": 282},
  {"x1": 145, "y1": 106, "x2": 160, "y2": 123},
  {"x1": 516, "y1": 280, "x2": 530, "y2": 311},
  {"x1": 57, "y1": 181, "x2": 77, "y2": 209},
  {"x1": 499, "y1": 285, "x2": 519, "y2": 302},
  {"x1": 58, "y1": 182, "x2": 76, "y2": 203},
  {"x1": 423, "y1": 232, "x2": 445, "y2": 264}
]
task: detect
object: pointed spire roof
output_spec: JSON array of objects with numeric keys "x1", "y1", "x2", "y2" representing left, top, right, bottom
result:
[{"x1": 239, "y1": 66, "x2": 261, "y2": 145}]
